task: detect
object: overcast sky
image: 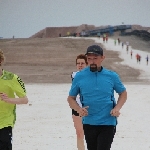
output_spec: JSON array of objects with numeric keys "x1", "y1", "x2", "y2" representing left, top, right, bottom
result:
[{"x1": 0, "y1": 0, "x2": 150, "y2": 38}]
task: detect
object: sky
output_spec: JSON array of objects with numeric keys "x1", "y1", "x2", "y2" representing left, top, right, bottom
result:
[
  {"x1": 0, "y1": 0, "x2": 150, "y2": 38},
  {"x1": 12, "y1": 38, "x2": 150, "y2": 149}
]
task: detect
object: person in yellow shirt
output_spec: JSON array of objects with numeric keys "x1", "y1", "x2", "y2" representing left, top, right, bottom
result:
[{"x1": 0, "y1": 49, "x2": 28, "y2": 150}]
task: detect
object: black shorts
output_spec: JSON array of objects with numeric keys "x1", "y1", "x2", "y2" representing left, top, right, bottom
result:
[
  {"x1": 0, "y1": 126, "x2": 12, "y2": 150},
  {"x1": 72, "y1": 109, "x2": 79, "y2": 116}
]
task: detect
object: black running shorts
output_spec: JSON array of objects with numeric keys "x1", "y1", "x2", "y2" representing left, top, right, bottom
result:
[{"x1": 0, "y1": 126, "x2": 12, "y2": 150}]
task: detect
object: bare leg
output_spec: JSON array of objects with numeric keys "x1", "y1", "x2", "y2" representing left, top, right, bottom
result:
[{"x1": 72, "y1": 115, "x2": 85, "y2": 150}]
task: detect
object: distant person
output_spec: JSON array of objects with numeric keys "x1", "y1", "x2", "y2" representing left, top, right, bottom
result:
[
  {"x1": 146, "y1": 55, "x2": 149, "y2": 65},
  {"x1": 67, "y1": 31, "x2": 70, "y2": 37},
  {"x1": 114, "y1": 39, "x2": 116, "y2": 45},
  {"x1": 106, "y1": 35, "x2": 108, "y2": 43},
  {"x1": 0, "y1": 49, "x2": 28, "y2": 150},
  {"x1": 73, "y1": 33, "x2": 77, "y2": 37},
  {"x1": 103, "y1": 34, "x2": 106, "y2": 42},
  {"x1": 103, "y1": 36, "x2": 105, "y2": 43},
  {"x1": 81, "y1": 31, "x2": 86, "y2": 37},
  {"x1": 71, "y1": 54, "x2": 88, "y2": 150},
  {"x1": 136, "y1": 53, "x2": 139, "y2": 63},
  {"x1": 59, "y1": 33, "x2": 61, "y2": 37},
  {"x1": 126, "y1": 41, "x2": 129, "y2": 46},
  {"x1": 118, "y1": 38, "x2": 120, "y2": 45},
  {"x1": 126, "y1": 45, "x2": 129, "y2": 54},
  {"x1": 122, "y1": 42, "x2": 124, "y2": 48},
  {"x1": 97, "y1": 32, "x2": 101, "y2": 39},
  {"x1": 138, "y1": 55, "x2": 141, "y2": 64},
  {"x1": 76, "y1": 33, "x2": 80, "y2": 37},
  {"x1": 103, "y1": 33, "x2": 106, "y2": 38},
  {"x1": 67, "y1": 45, "x2": 127, "y2": 150},
  {"x1": 130, "y1": 50, "x2": 133, "y2": 59}
]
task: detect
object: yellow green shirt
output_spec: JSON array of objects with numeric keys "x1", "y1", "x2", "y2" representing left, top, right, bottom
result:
[{"x1": 0, "y1": 70, "x2": 26, "y2": 129}]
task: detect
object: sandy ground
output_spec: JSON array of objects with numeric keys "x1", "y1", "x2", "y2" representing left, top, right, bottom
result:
[
  {"x1": 13, "y1": 84, "x2": 150, "y2": 150},
  {"x1": 1, "y1": 36, "x2": 150, "y2": 149},
  {"x1": 0, "y1": 35, "x2": 150, "y2": 83}
]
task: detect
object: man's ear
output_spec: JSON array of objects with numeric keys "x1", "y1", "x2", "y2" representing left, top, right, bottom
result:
[{"x1": 102, "y1": 55, "x2": 105, "y2": 60}]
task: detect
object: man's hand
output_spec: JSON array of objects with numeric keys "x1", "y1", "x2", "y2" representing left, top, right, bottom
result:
[
  {"x1": 110, "y1": 108, "x2": 120, "y2": 117},
  {"x1": 78, "y1": 106, "x2": 89, "y2": 117}
]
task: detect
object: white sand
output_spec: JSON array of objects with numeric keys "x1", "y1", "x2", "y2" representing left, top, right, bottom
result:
[{"x1": 13, "y1": 38, "x2": 150, "y2": 150}]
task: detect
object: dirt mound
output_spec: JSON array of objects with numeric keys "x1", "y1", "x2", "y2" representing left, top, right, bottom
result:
[
  {"x1": 30, "y1": 24, "x2": 96, "y2": 38},
  {"x1": 30, "y1": 26, "x2": 77, "y2": 38},
  {"x1": 0, "y1": 37, "x2": 148, "y2": 84},
  {"x1": 75, "y1": 24, "x2": 95, "y2": 33}
]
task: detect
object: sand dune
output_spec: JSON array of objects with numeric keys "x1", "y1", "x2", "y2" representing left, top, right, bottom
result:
[{"x1": 0, "y1": 35, "x2": 149, "y2": 83}]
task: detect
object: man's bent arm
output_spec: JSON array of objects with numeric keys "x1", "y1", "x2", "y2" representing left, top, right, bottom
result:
[
  {"x1": 115, "y1": 90, "x2": 127, "y2": 110},
  {"x1": 110, "y1": 90, "x2": 127, "y2": 117},
  {"x1": 67, "y1": 96, "x2": 81, "y2": 112}
]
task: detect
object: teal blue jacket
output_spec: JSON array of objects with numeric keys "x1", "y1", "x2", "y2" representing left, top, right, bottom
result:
[{"x1": 69, "y1": 67, "x2": 126, "y2": 125}]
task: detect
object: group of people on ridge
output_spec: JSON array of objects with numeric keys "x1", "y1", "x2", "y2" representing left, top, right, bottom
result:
[{"x1": 114, "y1": 38, "x2": 149, "y2": 65}]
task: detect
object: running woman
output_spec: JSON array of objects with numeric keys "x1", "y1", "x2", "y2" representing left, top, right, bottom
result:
[{"x1": 71, "y1": 54, "x2": 88, "y2": 150}]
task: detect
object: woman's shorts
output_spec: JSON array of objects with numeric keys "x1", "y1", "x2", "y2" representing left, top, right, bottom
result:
[{"x1": 72, "y1": 109, "x2": 79, "y2": 116}]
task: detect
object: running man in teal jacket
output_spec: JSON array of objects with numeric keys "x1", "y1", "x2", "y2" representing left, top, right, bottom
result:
[{"x1": 67, "y1": 45, "x2": 127, "y2": 150}]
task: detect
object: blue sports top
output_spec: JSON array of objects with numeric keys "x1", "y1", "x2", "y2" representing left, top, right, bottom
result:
[{"x1": 69, "y1": 66, "x2": 126, "y2": 125}]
